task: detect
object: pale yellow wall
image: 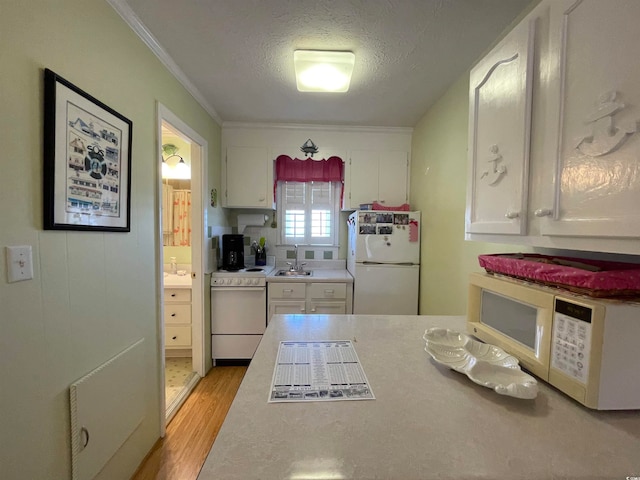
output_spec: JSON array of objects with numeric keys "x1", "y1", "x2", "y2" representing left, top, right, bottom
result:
[
  {"x1": 0, "y1": 1, "x2": 223, "y2": 479},
  {"x1": 410, "y1": 75, "x2": 533, "y2": 315}
]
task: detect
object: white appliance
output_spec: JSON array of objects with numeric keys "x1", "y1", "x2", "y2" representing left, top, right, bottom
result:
[
  {"x1": 210, "y1": 265, "x2": 274, "y2": 365},
  {"x1": 347, "y1": 210, "x2": 421, "y2": 314},
  {"x1": 468, "y1": 272, "x2": 640, "y2": 410}
]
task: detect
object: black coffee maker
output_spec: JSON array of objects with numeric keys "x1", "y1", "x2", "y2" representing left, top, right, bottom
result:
[{"x1": 222, "y1": 234, "x2": 245, "y2": 271}]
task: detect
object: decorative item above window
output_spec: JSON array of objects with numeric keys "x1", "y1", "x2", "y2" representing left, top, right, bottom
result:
[{"x1": 300, "y1": 138, "x2": 319, "y2": 157}]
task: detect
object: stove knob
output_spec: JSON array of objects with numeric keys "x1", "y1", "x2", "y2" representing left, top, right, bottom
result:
[
  {"x1": 227, "y1": 279, "x2": 233, "y2": 285},
  {"x1": 252, "y1": 278, "x2": 259, "y2": 285},
  {"x1": 235, "y1": 278, "x2": 242, "y2": 286}
]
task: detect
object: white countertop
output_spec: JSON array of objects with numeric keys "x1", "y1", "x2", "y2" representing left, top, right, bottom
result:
[
  {"x1": 267, "y1": 268, "x2": 353, "y2": 283},
  {"x1": 198, "y1": 314, "x2": 640, "y2": 480},
  {"x1": 162, "y1": 272, "x2": 192, "y2": 288}
]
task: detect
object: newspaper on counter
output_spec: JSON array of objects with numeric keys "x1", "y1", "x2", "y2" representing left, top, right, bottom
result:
[{"x1": 268, "y1": 341, "x2": 376, "y2": 403}]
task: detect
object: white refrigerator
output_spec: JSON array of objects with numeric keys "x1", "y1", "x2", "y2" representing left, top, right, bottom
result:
[{"x1": 347, "y1": 210, "x2": 421, "y2": 314}]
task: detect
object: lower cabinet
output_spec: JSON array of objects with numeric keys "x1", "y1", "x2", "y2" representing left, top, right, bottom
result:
[
  {"x1": 268, "y1": 282, "x2": 351, "y2": 319},
  {"x1": 164, "y1": 288, "x2": 192, "y2": 349}
]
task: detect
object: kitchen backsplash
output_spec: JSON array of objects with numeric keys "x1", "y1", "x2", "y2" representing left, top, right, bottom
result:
[{"x1": 238, "y1": 225, "x2": 339, "y2": 265}]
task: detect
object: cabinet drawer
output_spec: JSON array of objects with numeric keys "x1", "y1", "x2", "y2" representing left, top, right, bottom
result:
[
  {"x1": 268, "y1": 283, "x2": 306, "y2": 299},
  {"x1": 308, "y1": 282, "x2": 347, "y2": 300},
  {"x1": 164, "y1": 304, "x2": 191, "y2": 325},
  {"x1": 165, "y1": 288, "x2": 191, "y2": 303},
  {"x1": 165, "y1": 325, "x2": 192, "y2": 347}
]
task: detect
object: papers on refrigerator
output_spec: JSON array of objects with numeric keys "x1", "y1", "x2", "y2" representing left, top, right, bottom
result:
[{"x1": 268, "y1": 341, "x2": 375, "y2": 403}]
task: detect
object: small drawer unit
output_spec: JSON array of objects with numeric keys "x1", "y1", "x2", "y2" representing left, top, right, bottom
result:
[
  {"x1": 308, "y1": 282, "x2": 347, "y2": 300},
  {"x1": 268, "y1": 283, "x2": 306, "y2": 299},
  {"x1": 164, "y1": 287, "x2": 192, "y2": 349},
  {"x1": 164, "y1": 304, "x2": 191, "y2": 325},
  {"x1": 165, "y1": 288, "x2": 191, "y2": 303},
  {"x1": 165, "y1": 325, "x2": 192, "y2": 348}
]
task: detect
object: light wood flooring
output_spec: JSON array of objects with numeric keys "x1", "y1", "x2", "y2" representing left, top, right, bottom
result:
[{"x1": 132, "y1": 366, "x2": 247, "y2": 480}]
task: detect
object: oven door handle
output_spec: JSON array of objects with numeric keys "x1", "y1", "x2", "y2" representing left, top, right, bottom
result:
[{"x1": 211, "y1": 287, "x2": 265, "y2": 292}]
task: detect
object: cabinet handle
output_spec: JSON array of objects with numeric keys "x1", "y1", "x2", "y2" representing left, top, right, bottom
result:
[
  {"x1": 534, "y1": 208, "x2": 552, "y2": 217},
  {"x1": 301, "y1": 307, "x2": 306, "y2": 312},
  {"x1": 259, "y1": 197, "x2": 265, "y2": 202},
  {"x1": 80, "y1": 427, "x2": 90, "y2": 449},
  {"x1": 324, "y1": 289, "x2": 334, "y2": 295},
  {"x1": 171, "y1": 313, "x2": 176, "y2": 317},
  {"x1": 504, "y1": 211, "x2": 519, "y2": 219},
  {"x1": 171, "y1": 293, "x2": 176, "y2": 297},
  {"x1": 311, "y1": 307, "x2": 316, "y2": 312},
  {"x1": 172, "y1": 336, "x2": 177, "y2": 340}
]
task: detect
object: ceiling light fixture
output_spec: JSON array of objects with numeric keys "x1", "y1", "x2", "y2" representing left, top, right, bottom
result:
[{"x1": 294, "y1": 50, "x2": 355, "y2": 93}]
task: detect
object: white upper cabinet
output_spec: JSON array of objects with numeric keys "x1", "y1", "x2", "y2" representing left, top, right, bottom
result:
[
  {"x1": 223, "y1": 146, "x2": 274, "y2": 208},
  {"x1": 538, "y1": 0, "x2": 640, "y2": 238},
  {"x1": 466, "y1": 0, "x2": 640, "y2": 255},
  {"x1": 466, "y1": 16, "x2": 535, "y2": 235},
  {"x1": 346, "y1": 150, "x2": 408, "y2": 209}
]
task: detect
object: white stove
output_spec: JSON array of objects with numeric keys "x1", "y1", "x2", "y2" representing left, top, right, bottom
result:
[{"x1": 210, "y1": 264, "x2": 274, "y2": 365}]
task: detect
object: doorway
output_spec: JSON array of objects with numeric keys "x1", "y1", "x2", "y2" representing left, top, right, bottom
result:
[{"x1": 157, "y1": 103, "x2": 208, "y2": 429}]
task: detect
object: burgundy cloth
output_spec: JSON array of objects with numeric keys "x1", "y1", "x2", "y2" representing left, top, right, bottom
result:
[
  {"x1": 478, "y1": 253, "x2": 640, "y2": 296},
  {"x1": 274, "y1": 155, "x2": 344, "y2": 204},
  {"x1": 275, "y1": 155, "x2": 343, "y2": 182}
]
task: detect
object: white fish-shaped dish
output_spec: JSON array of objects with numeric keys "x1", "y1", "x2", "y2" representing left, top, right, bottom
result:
[{"x1": 423, "y1": 328, "x2": 538, "y2": 400}]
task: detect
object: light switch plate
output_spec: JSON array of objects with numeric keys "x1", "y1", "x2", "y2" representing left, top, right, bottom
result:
[{"x1": 6, "y1": 245, "x2": 34, "y2": 283}]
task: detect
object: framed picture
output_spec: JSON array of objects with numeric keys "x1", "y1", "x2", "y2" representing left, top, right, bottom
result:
[{"x1": 43, "y1": 68, "x2": 132, "y2": 231}]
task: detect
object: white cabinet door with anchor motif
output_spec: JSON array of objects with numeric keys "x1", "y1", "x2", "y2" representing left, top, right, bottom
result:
[
  {"x1": 538, "y1": 0, "x2": 640, "y2": 238},
  {"x1": 466, "y1": 17, "x2": 535, "y2": 235}
]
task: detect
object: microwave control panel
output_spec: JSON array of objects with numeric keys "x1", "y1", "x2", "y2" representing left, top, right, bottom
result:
[{"x1": 551, "y1": 299, "x2": 593, "y2": 383}]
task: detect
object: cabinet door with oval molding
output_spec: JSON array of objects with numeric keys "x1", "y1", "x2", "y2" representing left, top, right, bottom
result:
[
  {"x1": 537, "y1": 0, "x2": 640, "y2": 238},
  {"x1": 466, "y1": 17, "x2": 535, "y2": 235}
]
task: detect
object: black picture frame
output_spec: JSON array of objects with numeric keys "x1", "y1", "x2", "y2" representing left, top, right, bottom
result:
[{"x1": 43, "y1": 68, "x2": 132, "y2": 231}]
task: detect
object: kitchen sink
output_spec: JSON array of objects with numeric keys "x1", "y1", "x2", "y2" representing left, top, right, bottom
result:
[{"x1": 275, "y1": 270, "x2": 312, "y2": 277}]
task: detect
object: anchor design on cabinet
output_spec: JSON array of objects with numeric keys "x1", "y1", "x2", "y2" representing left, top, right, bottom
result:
[
  {"x1": 480, "y1": 144, "x2": 507, "y2": 186},
  {"x1": 576, "y1": 90, "x2": 638, "y2": 157}
]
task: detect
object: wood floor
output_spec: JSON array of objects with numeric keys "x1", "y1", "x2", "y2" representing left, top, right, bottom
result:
[{"x1": 131, "y1": 366, "x2": 247, "y2": 480}]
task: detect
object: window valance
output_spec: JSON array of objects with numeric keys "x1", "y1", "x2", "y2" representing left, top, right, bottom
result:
[{"x1": 274, "y1": 155, "x2": 344, "y2": 183}]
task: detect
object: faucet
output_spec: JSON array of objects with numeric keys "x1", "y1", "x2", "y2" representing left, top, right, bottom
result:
[{"x1": 287, "y1": 244, "x2": 306, "y2": 272}]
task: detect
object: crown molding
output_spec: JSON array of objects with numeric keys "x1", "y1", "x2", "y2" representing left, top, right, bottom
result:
[
  {"x1": 106, "y1": 0, "x2": 223, "y2": 125},
  {"x1": 221, "y1": 121, "x2": 413, "y2": 135}
]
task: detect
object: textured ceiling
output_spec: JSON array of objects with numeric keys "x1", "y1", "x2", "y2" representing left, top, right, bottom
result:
[{"x1": 121, "y1": 0, "x2": 532, "y2": 127}]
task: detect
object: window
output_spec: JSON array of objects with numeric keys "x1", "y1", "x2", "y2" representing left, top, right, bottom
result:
[
  {"x1": 278, "y1": 180, "x2": 340, "y2": 245},
  {"x1": 274, "y1": 154, "x2": 344, "y2": 246}
]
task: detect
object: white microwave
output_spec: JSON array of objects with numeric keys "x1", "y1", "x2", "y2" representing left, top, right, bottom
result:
[{"x1": 467, "y1": 272, "x2": 640, "y2": 410}]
